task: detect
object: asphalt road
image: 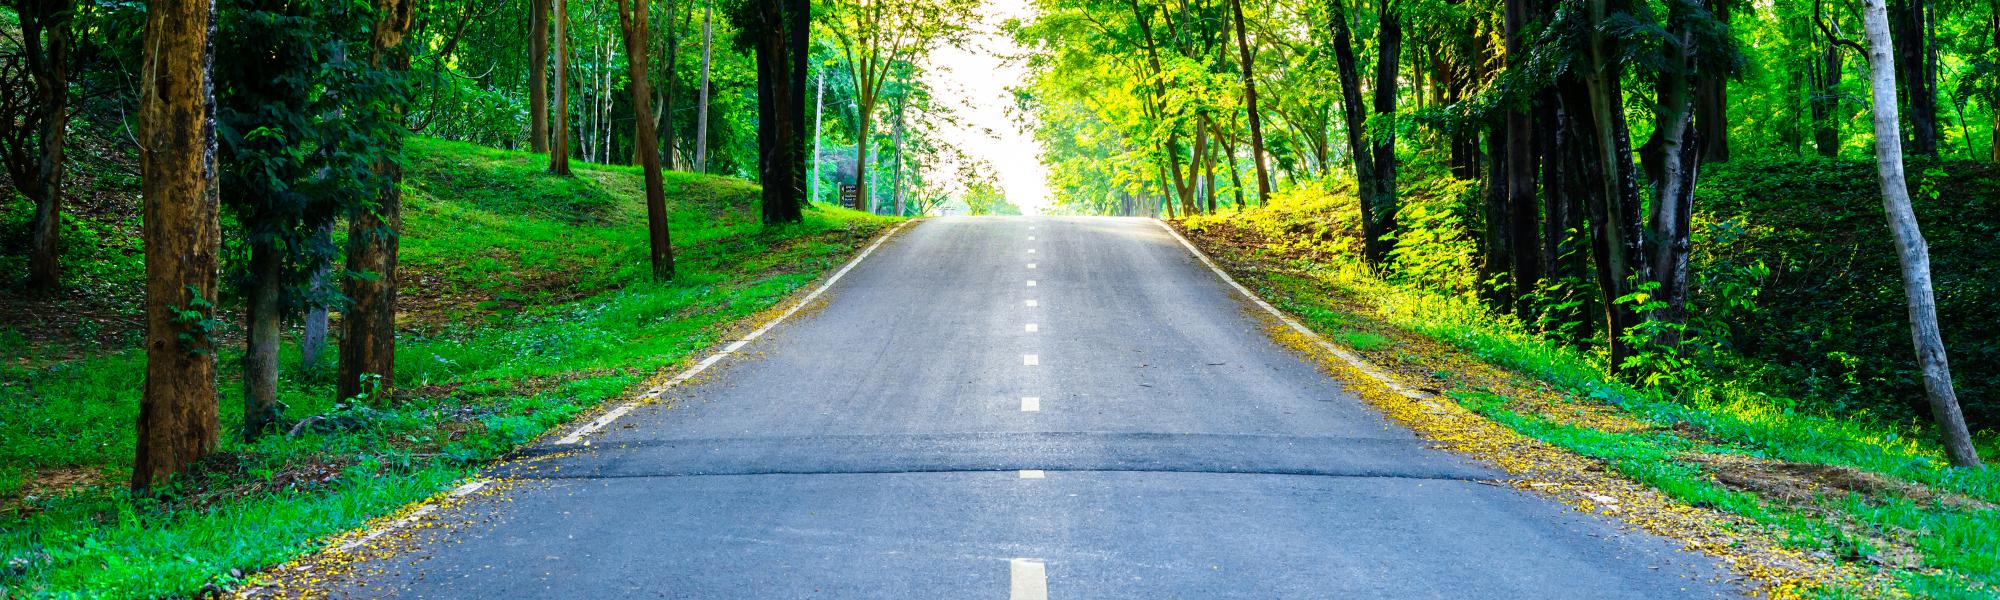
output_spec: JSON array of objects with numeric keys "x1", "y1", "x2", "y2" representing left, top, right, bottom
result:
[{"x1": 323, "y1": 216, "x2": 1744, "y2": 599}]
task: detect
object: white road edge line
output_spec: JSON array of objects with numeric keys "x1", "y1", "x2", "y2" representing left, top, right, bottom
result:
[
  {"x1": 330, "y1": 479, "x2": 488, "y2": 553},
  {"x1": 555, "y1": 219, "x2": 917, "y2": 446},
  {"x1": 1152, "y1": 219, "x2": 1432, "y2": 402},
  {"x1": 1010, "y1": 558, "x2": 1049, "y2": 600}
]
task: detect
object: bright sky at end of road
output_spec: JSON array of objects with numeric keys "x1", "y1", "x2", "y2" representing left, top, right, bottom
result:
[{"x1": 921, "y1": 0, "x2": 1050, "y2": 215}]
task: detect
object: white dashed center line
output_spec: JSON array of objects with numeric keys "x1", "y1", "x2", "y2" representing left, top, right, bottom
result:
[
  {"x1": 1011, "y1": 558, "x2": 1049, "y2": 600},
  {"x1": 1018, "y1": 470, "x2": 1045, "y2": 479},
  {"x1": 1025, "y1": 323, "x2": 1038, "y2": 332},
  {"x1": 1023, "y1": 354, "x2": 1039, "y2": 366},
  {"x1": 1027, "y1": 263, "x2": 1037, "y2": 269},
  {"x1": 1025, "y1": 299, "x2": 1038, "y2": 307},
  {"x1": 1028, "y1": 236, "x2": 1036, "y2": 240},
  {"x1": 1027, "y1": 280, "x2": 1037, "y2": 287},
  {"x1": 1028, "y1": 248, "x2": 1037, "y2": 253},
  {"x1": 1021, "y1": 396, "x2": 1041, "y2": 411}
]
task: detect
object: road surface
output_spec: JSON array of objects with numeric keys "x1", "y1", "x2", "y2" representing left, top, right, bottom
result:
[{"x1": 319, "y1": 216, "x2": 1743, "y2": 599}]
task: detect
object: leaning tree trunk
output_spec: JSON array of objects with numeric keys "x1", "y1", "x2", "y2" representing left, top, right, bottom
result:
[
  {"x1": 134, "y1": 0, "x2": 220, "y2": 493},
  {"x1": 1367, "y1": 3, "x2": 1402, "y2": 266},
  {"x1": 1859, "y1": 0, "x2": 1982, "y2": 467},
  {"x1": 1329, "y1": 5, "x2": 1378, "y2": 260},
  {"x1": 530, "y1": 0, "x2": 550, "y2": 152},
  {"x1": 337, "y1": 0, "x2": 415, "y2": 403},
  {"x1": 549, "y1": 0, "x2": 573, "y2": 174},
  {"x1": 1571, "y1": 0, "x2": 1647, "y2": 375},
  {"x1": 618, "y1": 0, "x2": 675, "y2": 280},
  {"x1": 1230, "y1": 0, "x2": 1270, "y2": 203}
]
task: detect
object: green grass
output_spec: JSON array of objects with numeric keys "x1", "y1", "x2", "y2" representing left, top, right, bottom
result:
[
  {"x1": 1182, "y1": 197, "x2": 2000, "y2": 598},
  {"x1": 0, "y1": 137, "x2": 896, "y2": 598}
]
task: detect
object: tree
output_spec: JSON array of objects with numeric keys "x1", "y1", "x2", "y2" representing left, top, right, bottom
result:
[
  {"x1": 0, "y1": 0, "x2": 73, "y2": 293},
  {"x1": 1329, "y1": 0, "x2": 1387, "y2": 263},
  {"x1": 734, "y1": 0, "x2": 810, "y2": 223},
  {"x1": 1889, "y1": 0, "x2": 1939, "y2": 156},
  {"x1": 1857, "y1": 0, "x2": 1981, "y2": 466},
  {"x1": 531, "y1": 0, "x2": 551, "y2": 152},
  {"x1": 133, "y1": 0, "x2": 221, "y2": 493},
  {"x1": 819, "y1": 0, "x2": 976, "y2": 214},
  {"x1": 217, "y1": 0, "x2": 389, "y2": 438},
  {"x1": 618, "y1": 0, "x2": 677, "y2": 280},
  {"x1": 550, "y1": 0, "x2": 574, "y2": 174},
  {"x1": 1230, "y1": 0, "x2": 1271, "y2": 203},
  {"x1": 337, "y1": 0, "x2": 415, "y2": 403},
  {"x1": 696, "y1": 0, "x2": 714, "y2": 171}
]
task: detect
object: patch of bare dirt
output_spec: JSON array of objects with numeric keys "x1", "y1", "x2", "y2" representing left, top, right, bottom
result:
[{"x1": 1691, "y1": 452, "x2": 1996, "y2": 512}]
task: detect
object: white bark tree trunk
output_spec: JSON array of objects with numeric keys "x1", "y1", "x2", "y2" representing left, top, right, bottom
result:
[{"x1": 1861, "y1": 0, "x2": 1983, "y2": 467}]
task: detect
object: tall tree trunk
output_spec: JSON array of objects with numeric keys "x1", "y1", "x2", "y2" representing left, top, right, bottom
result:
[
  {"x1": 1639, "y1": 0, "x2": 1704, "y2": 353},
  {"x1": 1503, "y1": 0, "x2": 1539, "y2": 305},
  {"x1": 1329, "y1": 3, "x2": 1379, "y2": 261},
  {"x1": 242, "y1": 233, "x2": 282, "y2": 439},
  {"x1": 892, "y1": 100, "x2": 906, "y2": 216},
  {"x1": 1695, "y1": 0, "x2": 1730, "y2": 162},
  {"x1": 134, "y1": 0, "x2": 220, "y2": 493},
  {"x1": 753, "y1": 0, "x2": 807, "y2": 224},
  {"x1": 619, "y1": 0, "x2": 675, "y2": 280},
  {"x1": 856, "y1": 104, "x2": 875, "y2": 213},
  {"x1": 1203, "y1": 128, "x2": 1219, "y2": 213},
  {"x1": 531, "y1": 0, "x2": 550, "y2": 152},
  {"x1": 338, "y1": 0, "x2": 415, "y2": 403},
  {"x1": 550, "y1": 0, "x2": 573, "y2": 174},
  {"x1": 663, "y1": 0, "x2": 679, "y2": 169},
  {"x1": 1230, "y1": 0, "x2": 1270, "y2": 203},
  {"x1": 1541, "y1": 94, "x2": 1590, "y2": 339},
  {"x1": 1812, "y1": 44, "x2": 1844, "y2": 157},
  {"x1": 1369, "y1": 3, "x2": 1402, "y2": 266},
  {"x1": 811, "y1": 68, "x2": 824, "y2": 202},
  {"x1": 1859, "y1": 0, "x2": 1982, "y2": 467},
  {"x1": 301, "y1": 223, "x2": 332, "y2": 368},
  {"x1": 1890, "y1": 0, "x2": 1939, "y2": 156},
  {"x1": 1570, "y1": 0, "x2": 1647, "y2": 375},
  {"x1": 1481, "y1": 125, "x2": 1513, "y2": 308},
  {"x1": 695, "y1": 0, "x2": 713, "y2": 171},
  {"x1": 16, "y1": 0, "x2": 71, "y2": 293}
]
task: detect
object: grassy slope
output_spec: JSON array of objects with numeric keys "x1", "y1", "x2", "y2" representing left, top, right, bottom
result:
[
  {"x1": 1180, "y1": 198, "x2": 1999, "y2": 599},
  {"x1": 0, "y1": 138, "x2": 895, "y2": 598}
]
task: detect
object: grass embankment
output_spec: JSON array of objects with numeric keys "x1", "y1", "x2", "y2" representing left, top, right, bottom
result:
[
  {"x1": 1179, "y1": 195, "x2": 1999, "y2": 599},
  {"x1": 0, "y1": 138, "x2": 895, "y2": 598}
]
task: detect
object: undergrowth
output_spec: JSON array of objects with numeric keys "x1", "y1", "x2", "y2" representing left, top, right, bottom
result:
[
  {"x1": 0, "y1": 138, "x2": 895, "y2": 598},
  {"x1": 1181, "y1": 185, "x2": 2000, "y2": 599}
]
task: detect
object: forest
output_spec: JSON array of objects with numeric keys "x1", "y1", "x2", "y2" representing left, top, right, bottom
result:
[
  {"x1": 1015, "y1": 0, "x2": 2000, "y2": 458},
  {"x1": 1, "y1": 0, "x2": 1998, "y2": 595}
]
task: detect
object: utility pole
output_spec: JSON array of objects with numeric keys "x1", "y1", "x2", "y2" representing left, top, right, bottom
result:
[{"x1": 811, "y1": 66, "x2": 825, "y2": 204}]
